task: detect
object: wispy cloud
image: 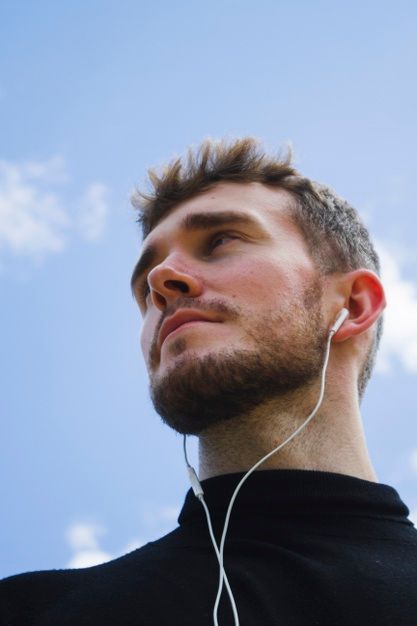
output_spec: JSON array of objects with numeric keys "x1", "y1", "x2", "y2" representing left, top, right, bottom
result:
[
  {"x1": 0, "y1": 156, "x2": 109, "y2": 265},
  {"x1": 76, "y1": 183, "x2": 109, "y2": 241},
  {"x1": 139, "y1": 504, "x2": 180, "y2": 529},
  {"x1": 21, "y1": 155, "x2": 69, "y2": 185},
  {"x1": 66, "y1": 522, "x2": 112, "y2": 569},
  {"x1": 0, "y1": 158, "x2": 70, "y2": 258},
  {"x1": 375, "y1": 241, "x2": 417, "y2": 374},
  {"x1": 65, "y1": 503, "x2": 180, "y2": 569}
]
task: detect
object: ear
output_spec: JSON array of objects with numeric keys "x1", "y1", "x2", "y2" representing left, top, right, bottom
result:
[{"x1": 331, "y1": 269, "x2": 386, "y2": 342}]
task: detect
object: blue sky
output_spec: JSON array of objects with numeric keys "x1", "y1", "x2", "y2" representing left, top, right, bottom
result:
[{"x1": 1, "y1": 0, "x2": 417, "y2": 578}]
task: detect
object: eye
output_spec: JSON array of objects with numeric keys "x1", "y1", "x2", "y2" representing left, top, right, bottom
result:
[{"x1": 208, "y1": 232, "x2": 238, "y2": 252}]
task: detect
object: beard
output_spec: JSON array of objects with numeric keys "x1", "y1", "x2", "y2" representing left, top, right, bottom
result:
[{"x1": 149, "y1": 278, "x2": 326, "y2": 435}]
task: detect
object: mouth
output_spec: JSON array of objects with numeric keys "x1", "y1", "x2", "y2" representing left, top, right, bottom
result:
[
  {"x1": 162, "y1": 320, "x2": 216, "y2": 345},
  {"x1": 158, "y1": 310, "x2": 223, "y2": 349}
]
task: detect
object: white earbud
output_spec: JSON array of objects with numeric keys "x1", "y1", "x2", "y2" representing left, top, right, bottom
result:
[{"x1": 330, "y1": 307, "x2": 349, "y2": 335}]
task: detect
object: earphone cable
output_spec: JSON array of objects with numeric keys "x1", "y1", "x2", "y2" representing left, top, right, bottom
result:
[
  {"x1": 183, "y1": 437, "x2": 240, "y2": 626},
  {"x1": 213, "y1": 329, "x2": 335, "y2": 624}
]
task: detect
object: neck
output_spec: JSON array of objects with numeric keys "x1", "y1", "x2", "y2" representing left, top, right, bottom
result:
[{"x1": 197, "y1": 379, "x2": 378, "y2": 483}]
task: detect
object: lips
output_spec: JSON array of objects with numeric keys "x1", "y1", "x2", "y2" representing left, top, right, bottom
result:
[{"x1": 158, "y1": 310, "x2": 221, "y2": 348}]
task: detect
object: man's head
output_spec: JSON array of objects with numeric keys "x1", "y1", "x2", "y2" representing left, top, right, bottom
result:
[{"x1": 131, "y1": 138, "x2": 385, "y2": 434}]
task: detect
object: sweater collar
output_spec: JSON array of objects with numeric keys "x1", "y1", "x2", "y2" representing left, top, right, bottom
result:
[{"x1": 178, "y1": 469, "x2": 410, "y2": 527}]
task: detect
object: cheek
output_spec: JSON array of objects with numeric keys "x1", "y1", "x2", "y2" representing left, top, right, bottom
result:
[{"x1": 226, "y1": 262, "x2": 292, "y2": 306}]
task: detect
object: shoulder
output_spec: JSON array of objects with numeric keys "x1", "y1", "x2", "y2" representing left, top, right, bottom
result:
[
  {"x1": 0, "y1": 567, "x2": 79, "y2": 625},
  {"x1": 0, "y1": 530, "x2": 189, "y2": 625}
]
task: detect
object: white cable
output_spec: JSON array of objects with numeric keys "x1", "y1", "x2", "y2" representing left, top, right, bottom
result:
[
  {"x1": 183, "y1": 438, "x2": 240, "y2": 626},
  {"x1": 213, "y1": 328, "x2": 335, "y2": 624},
  {"x1": 183, "y1": 324, "x2": 339, "y2": 626},
  {"x1": 198, "y1": 495, "x2": 240, "y2": 626}
]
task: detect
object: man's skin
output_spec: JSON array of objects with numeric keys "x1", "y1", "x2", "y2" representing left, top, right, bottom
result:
[{"x1": 133, "y1": 181, "x2": 386, "y2": 482}]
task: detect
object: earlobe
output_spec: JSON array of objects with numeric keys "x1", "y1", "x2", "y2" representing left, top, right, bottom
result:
[{"x1": 331, "y1": 270, "x2": 386, "y2": 343}]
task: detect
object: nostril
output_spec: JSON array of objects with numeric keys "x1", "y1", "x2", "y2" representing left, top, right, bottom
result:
[{"x1": 164, "y1": 280, "x2": 189, "y2": 293}]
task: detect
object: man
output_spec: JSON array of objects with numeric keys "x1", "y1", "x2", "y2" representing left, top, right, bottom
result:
[{"x1": 1, "y1": 137, "x2": 417, "y2": 625}]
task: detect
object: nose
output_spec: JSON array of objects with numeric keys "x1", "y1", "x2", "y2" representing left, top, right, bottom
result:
[{"x1": 147, "y1": 261, "x2": 203, "y2": 311}]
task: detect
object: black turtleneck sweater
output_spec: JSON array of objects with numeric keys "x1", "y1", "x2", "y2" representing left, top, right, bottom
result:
[{"x1": 1, "y1": 470, "x2": 417, "y2": 625}]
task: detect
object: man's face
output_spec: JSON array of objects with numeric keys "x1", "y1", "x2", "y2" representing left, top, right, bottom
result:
[{"x1": 132, "y1": 182, "x2": 327, "y2": 434}]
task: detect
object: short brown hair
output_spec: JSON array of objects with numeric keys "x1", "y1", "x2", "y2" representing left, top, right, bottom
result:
[{"x1": 132, "y1": 137, "x2": 383, "y2": 400}]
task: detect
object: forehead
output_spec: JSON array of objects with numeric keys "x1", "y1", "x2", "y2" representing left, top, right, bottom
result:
[{"x1": 143, "y1": 182, "x2": 297, "y2": 246}]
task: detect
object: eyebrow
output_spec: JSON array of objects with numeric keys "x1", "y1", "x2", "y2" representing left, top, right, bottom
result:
[{"x1": 130, "y1": 210, "x2": 262, "y2": 295}]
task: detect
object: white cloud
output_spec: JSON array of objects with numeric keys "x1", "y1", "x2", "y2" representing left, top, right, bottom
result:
[
  {"x1": 66, "y1": 522, "x2": 112, "y2": 569},
  {"x1": 23, "y1": 155, "x2": 69, "y2": 185},
  {"x1": 140, "y1": 503, "x2": 180, "y2": 530},
  {"x1": 65, "y1": 504, "x2": 179, "y2": 569},
  {"x1": 67, "y1": 548, "x2": 112, "y2": 569},
  {"x1": 0, "y1": 156, "x2": 109, "y2": 264},
  {"x1": 66, "y1": 521, "x2": 106, "y2": 550},
  {"x1": 123, "y1": 537, "x2": 146, "y2": 553},
  {"x1": 0, "y1": 159, "x2": 70, "y2": 258},
  {"x1": 76, "y1": 183, "x2": 109, "y2": 241},
  {"x1": 375, "y1": 241, "x2": 417, "y2": 374}
]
